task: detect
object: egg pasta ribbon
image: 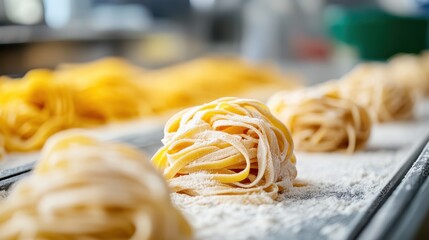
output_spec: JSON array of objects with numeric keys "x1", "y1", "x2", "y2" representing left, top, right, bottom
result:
[{"x1": 152, "y1": 97, "x2": 297, "y2": 203}]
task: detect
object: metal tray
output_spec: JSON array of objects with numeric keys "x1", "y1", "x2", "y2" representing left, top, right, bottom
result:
[{"x1": 358, "y1": 140, "x2": 429, "y2": 240}]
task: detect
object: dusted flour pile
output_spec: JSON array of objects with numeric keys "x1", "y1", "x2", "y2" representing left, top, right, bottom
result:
[{"x1": 172, "y1": 101, "x2": 429, "y2": 240}]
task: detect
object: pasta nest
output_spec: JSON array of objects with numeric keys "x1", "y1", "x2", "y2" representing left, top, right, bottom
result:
[
  {"x1": 142, "y1": 57, "x2": 300, "y2": 113},
  {"x1": 0, "y1": 70, "x2": 76, "y2": 152},
  {"x1": 0, "y1": 61, "x2": 151, "y2": 152},
  {"x1": 268, "y1": 88, "x2": 372, "y2": 153},
  {"x1": 55, "y1": 58, "x2": 153, "y2": 123},
  {"x1": 388, "y1": 54, "x2": 429, "y2": 97},
  {"x1": 0, "y1": 133, "x2": 192, "y2": 240},
  {"x1": 152, "y1": 97, "x2": 297, "y2": 203},
  {"x1": 338, "y1": 63, "x2": 415, "y2": 122}
]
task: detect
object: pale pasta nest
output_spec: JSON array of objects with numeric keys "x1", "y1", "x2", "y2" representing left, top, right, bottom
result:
[
  {"x1": 151, "y1": 97, "x2": 297, "y2": 203},
  {"x1": 338, "y1": 63, "x2": 415, "y2": 122},
  {"x1": 0, "y1": 133, "x2": 192, "y2": 240},
  {"x1": 388, "y1": 54, "x2": 429, "y2": 97},
  {"x1": 267, "y1": 88, "x2": 372, "y2": 153}
]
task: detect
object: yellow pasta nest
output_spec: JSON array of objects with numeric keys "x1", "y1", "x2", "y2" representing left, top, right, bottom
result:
[
  {"x1": 338, "y1": 63, "x2": 415, "y2": 122},
  {"x1": 0, "y1": 133, "x2": 192, "y2": 240},
  {"x1": 55, "y1": 58, "x2": 153, "y2": 124},
  {"x1": 0, "y1": 59, "x2": 153, "y2": 153},
  {"x1": 267, "y1": 87, "x2": 372, "y2": 153},
  {"x1": 0, "y1": 70, "x2": 77, "y2": 152},
  {"x1": 151, "y1": 97, "x2": 297, "y2": 203},
  {"x1": 388, "y1": 54, "x2": 429, "y2": 97}
]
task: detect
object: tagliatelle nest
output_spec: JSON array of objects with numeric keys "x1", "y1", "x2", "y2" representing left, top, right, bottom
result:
[
  {"x1": 267, "y1": 87, "x2": 372, "y2": 153},
  {"x1": 0, "y1": 133, "x2": 192, "y2": 240},
  {"x1": 152, "y1": 97, "x2": 297, "y2": 203}
]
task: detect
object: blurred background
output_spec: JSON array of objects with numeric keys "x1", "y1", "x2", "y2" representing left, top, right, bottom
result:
[{"x1": 0, "y1": 0, "x2": 429, "y2": 83}]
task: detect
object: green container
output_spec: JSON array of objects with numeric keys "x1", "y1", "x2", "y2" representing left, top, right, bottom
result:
[{"x1": 325, "y1": 6, "x2": 429, "y2": 60}]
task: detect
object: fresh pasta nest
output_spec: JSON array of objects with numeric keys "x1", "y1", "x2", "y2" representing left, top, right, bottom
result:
[
  {"x1": 338, "y1": 63, "x2": 415, "y2": 122},
  {"x1": 0, "y1": 70, "x2": 76, "y2": 152},
  {"x1": 267, "y1": 87, "x2": 371, "y2": 153},
  {"x1": 151, "y1": 97, "x2": 297, "y2": 203},
  {"x1": 0, "y1": 62, "x2": 150, "y2": 153},
  {"x1": 0, "y1": 133, "x2": 192, "y2": 240},
  {"x1": 142, "y1": 57, "x2": 300, "y2": 113},
  {"x1": 388, "y1": 54, "x2": 429, "y2": 97}
]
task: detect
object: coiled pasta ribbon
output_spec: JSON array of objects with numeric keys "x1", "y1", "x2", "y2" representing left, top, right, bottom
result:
[
  {"x1": 268, "y1": 88, "x2": 372, "y2": 153},
  {"x1": 0, "y1": 132, "x2": 192, "y2": 240},
  {"x1": 152, "y1": 97, "x2": 297, "y2": 202}
]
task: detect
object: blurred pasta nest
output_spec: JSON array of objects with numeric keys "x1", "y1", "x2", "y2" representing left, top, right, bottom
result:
[
  {"x1": 151, "y1": 97, "x2": 297, "y2": 203},
  {"x1": 55, "y1": 58, "x2": 153, "y2": 123},
  {"x1": 338, "y1": 63, "x2": 415, "y2": 123},
  {"x1": 0, "y1": 70, "x2": 76, "y2": 152},
  {"x1": 0, "y1": 59, "x2": 150, "y2": 152},
  {"x1": 142, "y1": 57, "x2": 299, "y2": 112},
  {"x1": 0, "y1": 133, "x2": 192, "y2": 240},
  {"x1": 388, "y1": 54, "x2": 429, "y2": 97},
  {"x1": 268, "y1": 87, "x2": 372, "y2": 153}
]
